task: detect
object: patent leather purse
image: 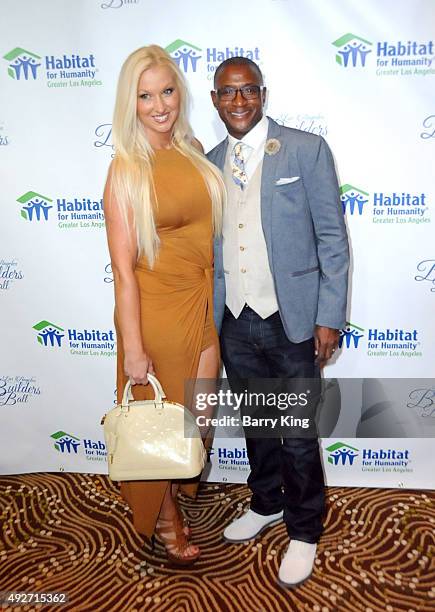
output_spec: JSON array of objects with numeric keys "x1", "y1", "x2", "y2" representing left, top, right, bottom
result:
[{"x1": 102, "y1": 374, "x2": 206, "y2": 481}]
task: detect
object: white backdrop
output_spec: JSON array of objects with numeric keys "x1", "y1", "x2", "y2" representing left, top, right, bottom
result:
[{"x1": 1, "y1": 0, "x2": 434, "y2": 489}]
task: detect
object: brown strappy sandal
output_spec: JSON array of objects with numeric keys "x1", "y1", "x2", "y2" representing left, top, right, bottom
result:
[
  {"x1": 174, "y1": 497, "x2": 192, "y2": 538},
  {"x1": 153, "y1": 514, "x2": 200, "y2": 566}
]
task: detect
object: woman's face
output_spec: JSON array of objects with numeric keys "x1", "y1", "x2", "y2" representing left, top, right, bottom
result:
[{"x1": 136, "y1": 64, "x2": 181, "y2": 148}]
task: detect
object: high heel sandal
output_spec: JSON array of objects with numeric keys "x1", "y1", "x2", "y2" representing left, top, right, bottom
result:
[
  {"x1": 174, "y1": 498, "x2": 192, "y2": 538},
  {"x1": 154, "y1": 515, "x2": 200, "y2": 566}
]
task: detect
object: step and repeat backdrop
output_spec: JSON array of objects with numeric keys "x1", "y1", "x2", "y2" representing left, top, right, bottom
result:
[{"x1": 1, "y1": 0, "x2": 434, "y2": 488}]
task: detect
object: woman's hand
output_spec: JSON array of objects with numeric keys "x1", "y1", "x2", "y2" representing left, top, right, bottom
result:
[{"x1": 124, "y1": 351, "x2": 155, "y2": 385}]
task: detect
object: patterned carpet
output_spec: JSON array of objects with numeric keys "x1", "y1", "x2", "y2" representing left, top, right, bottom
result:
[{"x1": 0, "y1": 475, "x2": 434, "y2": 612}]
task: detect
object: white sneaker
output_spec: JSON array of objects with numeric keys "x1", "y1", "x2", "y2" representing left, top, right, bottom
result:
[
  {"x1": 278, "y1": 540, "x2": 317, "y2": 587},
  {"x1": 223, "y1": 509, "x2": 283, "y2": 542}
]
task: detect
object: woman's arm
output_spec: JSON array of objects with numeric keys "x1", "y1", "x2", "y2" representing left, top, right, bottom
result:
[{"x1": 104, "y1": 167, "x2": 154, "y2": 384}]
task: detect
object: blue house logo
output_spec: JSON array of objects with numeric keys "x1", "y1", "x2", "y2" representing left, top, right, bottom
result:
[
  {"x1": 333, "y1": 34, "x2": 372, "y2": 67},
  {"x1": 165, "y1": 39, "x2": 202, "y2": 73},
  {"x1": 340, "y1": 184, "x2": 370, "y2": 216},
  {"x1": 50, "y1": 430, "x2": 81, "y2": 453},
  {"x1": 326, "y1": 442, "x2": 359, "y2": 465},
  {"x1": 17, "y1": 191, "x2": 53, "y2": 221},
  {"x1": 339, "y1": 322, "x2": 365, "y2": 349},
  {"x1": 33, "y1": 320, "x2": 65, "y2": 347},
  {"x1": 3, "y1": 47, "x2": 42, "y2": 80}
]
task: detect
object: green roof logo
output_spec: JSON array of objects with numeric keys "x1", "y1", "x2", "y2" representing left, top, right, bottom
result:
[
  {"x1": 340, "y1": 184, "x2": 370, "y2": 215},
  {"x1": 50, "y1": 431, "x2": 80, "y2": 453},
  {"x1": 339, "y1": 322, "x2": 364, "y2": 349},
  {"x1": 17, "y1": 191, "x2": 53, "y2": 221},
  {"x1": 33, "y1": 320, "x2": 65, "y2": 347},
  {"x1": 3, "y1": 47, "x2": 42, "y2": 80},
  {"x1": 332, "y1": 34, "x2": 372, "y2": 67},
  {"x1": 165, "y1": 39, "x2": 202, "y2": 73},
  {"x1": 326, "y1": 442, "x2": 359, "y2": 465}
]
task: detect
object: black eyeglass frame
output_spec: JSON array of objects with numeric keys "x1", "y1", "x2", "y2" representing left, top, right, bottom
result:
[{"x1": 214, "y1": 85, "x2": 265, "y2": 101}]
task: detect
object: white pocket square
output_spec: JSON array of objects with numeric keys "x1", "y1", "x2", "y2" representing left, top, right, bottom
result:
[{"x1": 275, "y1": 176, "x2": 300, "y2": 185}]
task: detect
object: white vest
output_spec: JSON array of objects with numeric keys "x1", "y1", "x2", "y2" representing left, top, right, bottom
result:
[{"x1": 222, "y1": 152, "x2": 279, "y2": 319}]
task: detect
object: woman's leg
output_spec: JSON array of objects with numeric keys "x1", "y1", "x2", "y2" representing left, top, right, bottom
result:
[{"x1": 157, "y1": 343, "x2": 219, "y2": 556}]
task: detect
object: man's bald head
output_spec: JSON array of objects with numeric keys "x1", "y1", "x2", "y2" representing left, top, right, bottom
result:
[{"x1": 213, "y1": 57, "x2": 263, "y2": 89}]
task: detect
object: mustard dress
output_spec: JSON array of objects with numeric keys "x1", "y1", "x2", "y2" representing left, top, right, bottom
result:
[{"x1": 115, "y1": 147, "x2": 218, "y2": 538}]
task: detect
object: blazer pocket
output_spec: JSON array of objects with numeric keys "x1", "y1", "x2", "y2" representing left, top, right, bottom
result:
[
  {"x1": 275, "y1": 176, "x2": 301, "y2": 186},
  {"x1": 290, "y1": 266, "x2": 319, "y2": 278},
  {"x1": 275, "y1": 178, "x2": 302, "y2": 190}
]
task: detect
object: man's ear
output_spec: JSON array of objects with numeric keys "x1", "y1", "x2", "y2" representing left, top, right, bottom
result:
[
  {"x1": 210, "y1": 90, "x2": 218, "y2": 107},
  {"x1": 261, "y1": 87, "x2": 267, "y2": 106}
]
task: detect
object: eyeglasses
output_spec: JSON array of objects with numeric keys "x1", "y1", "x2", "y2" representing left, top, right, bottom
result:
[{"x1": 215, "y1": 85, "x2": 264, "y2": 101}]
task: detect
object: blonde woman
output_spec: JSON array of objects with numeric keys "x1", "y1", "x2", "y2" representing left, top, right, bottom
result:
[{"x1": 104, "y1": 45, "x2": 224, "y2": 565}]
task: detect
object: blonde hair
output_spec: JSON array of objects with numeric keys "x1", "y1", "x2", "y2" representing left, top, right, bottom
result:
[{"x1": 110, "y1": 44, "x2": 224, "y2": 266}]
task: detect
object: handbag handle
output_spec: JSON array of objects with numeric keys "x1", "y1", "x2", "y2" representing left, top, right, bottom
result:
[{"x1": 121, "y1": 373, "x2": 167, "y2": 408}]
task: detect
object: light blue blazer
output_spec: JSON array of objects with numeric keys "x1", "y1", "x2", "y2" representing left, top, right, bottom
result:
[{"x1": 208, "y1": 117, "x2": 349, "y2": 344}]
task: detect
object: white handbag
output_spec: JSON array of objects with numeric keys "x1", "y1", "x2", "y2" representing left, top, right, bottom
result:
[{"x1": 102, "y1": 374, "x2": 206, "y2": 481}]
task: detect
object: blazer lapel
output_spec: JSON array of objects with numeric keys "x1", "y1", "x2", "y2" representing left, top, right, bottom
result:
[
  {"x1": 211, "y1": 137, "x2": 228, "y2": 171},
  {"x1": 261, "y1": 117, "x2": 284, "y2": 267}
]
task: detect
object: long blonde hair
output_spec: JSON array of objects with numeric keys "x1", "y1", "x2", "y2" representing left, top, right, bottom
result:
[{"x1": 110, "y1": 44, "x2": 224, "y2": 266}]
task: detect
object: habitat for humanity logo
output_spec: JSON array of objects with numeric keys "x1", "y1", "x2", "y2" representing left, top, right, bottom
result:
[
  {"x1": 339, "y1": 322, "x2": 364, "y2": 349},
  {"x1": 326, "y1": 442, "x2": 359, "y2": 465},
  {"x1": 3, "y1": 46, "x2": 102, "y2": 88},
  {"x1": 51, "y1": 431, "x2": 80, "y2": 453},
  {"x1": 415, "y1": 259, "x2": 435, "y2": 292},
  {"x1": 17, "y1": 191, "x2": 52, "y2": 221},
  {"x1": 166, "y1": 40, "x2": 202, "y2": 73},
  {"x1": 326, "y1": 442, "x2": 412, "y2": 473},
  {"x1": 50, "y1": 430, "x2": 106, "y2": 461},
  {"x1": 165, "y1": 39, "x2": 260, "y2": 80},
  {"x1": 33, "y1": 321, "x2": 64, "y2": 347},
  {"x1": 0, "y1": 259, "x2": 24, "y2": 291},
  {"x1": 33, "y1": 320, "x2": 115, "y2": 357},
  {"x1": 3, "y1": 48, "x2": 41, "y2": 80},
  {"x1": 16, "y1": 190, "x2": 104, "y2": 229},
  {"x1": 333, "y1": 33, "x2": 435, "y2": 77},
  {"x1": 341, "y1": 184, "x2": 430, "y2": 224},
  {"x1": 0, "y1": 375, "x2": 41, "y2": 406},
  {"x1": 333, "y1": 34, "x2": 372, "y2": 67},
  {"x1": 208, "y1": 447, "x2": 249, "y2": 472},
  {"x1": 340, "y1": 185, "x2": 369, "y2": 215},
  {"x1": 340, "y1": 322, "x2": 422, "y2": 358}
]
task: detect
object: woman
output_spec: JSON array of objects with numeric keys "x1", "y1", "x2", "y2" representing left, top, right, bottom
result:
[{"x1": 104, "y1": 45, "x2": 225, "y2": 564}]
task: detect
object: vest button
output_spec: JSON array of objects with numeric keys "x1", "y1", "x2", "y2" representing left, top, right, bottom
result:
[
  {"x1": 238, "y1": 223, "x2": 244, "y2": 229},
  {"x1": 241, "y1": 268, "x2": 247, "y2": 274},
  {"x1": 240, "y1": 246, "x2": 245, "y2": 251}
]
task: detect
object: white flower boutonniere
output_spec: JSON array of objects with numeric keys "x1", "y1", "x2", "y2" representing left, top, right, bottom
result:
[{"x1": 265, "y1": 138, "x2": 281, "y2": 156}]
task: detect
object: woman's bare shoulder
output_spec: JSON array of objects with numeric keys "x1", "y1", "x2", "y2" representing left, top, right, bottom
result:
[{"x1": 191, "y1": 137, "x2": 204, "y2": 154}]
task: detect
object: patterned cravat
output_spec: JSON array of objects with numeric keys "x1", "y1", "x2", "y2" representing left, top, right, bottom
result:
[{"x1": 232, "y1": 142, "x2": 248, "y2": 189}]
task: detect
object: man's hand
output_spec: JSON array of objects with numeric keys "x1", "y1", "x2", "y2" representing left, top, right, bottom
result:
[{"x1": 314, "y1": 325, "x2": 340, "y2": 368}]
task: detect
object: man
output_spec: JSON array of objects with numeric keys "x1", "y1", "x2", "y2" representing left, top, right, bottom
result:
[{"x1": 207, "y1": 57, "x2": 349, "y2": 587}]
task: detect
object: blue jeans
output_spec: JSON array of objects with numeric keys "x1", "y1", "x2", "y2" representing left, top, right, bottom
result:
[{"x1": 220, "y1": 305, "x2": 325, "y2": 543}]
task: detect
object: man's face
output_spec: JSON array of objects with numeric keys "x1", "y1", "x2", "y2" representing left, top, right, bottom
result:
[{"x1": 211, "y1": 64, "x2": 266, "y2": 139}]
